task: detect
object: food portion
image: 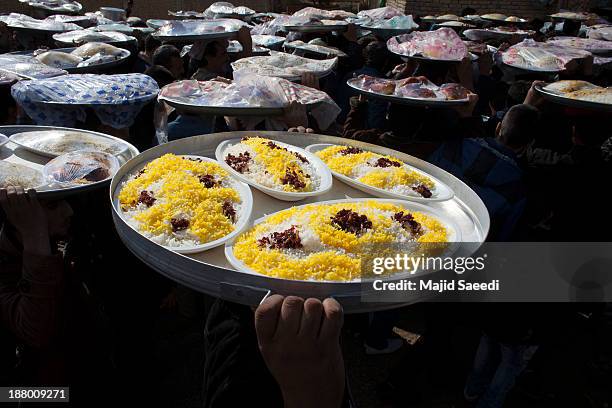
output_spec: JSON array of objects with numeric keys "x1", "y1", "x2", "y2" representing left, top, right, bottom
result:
[
  {"x1": 118, "y1": 154, "x2": 244, "y2": 248},
  {"x1": 387, "y1": 28, "x2": 468, "y2": 61},
  {"x1": 0, "y1": 161, "x2": 44, "y2": 189},
  {"x1": 316, "y1": 145, "x2": 436, "y2": 198},
  {"x1": 33, "y1": 43, "x2": 129, "y2": 69},
  {"x1": 44, "y1": 150, "x2": 118, "y2": 185},
  {"x1": 231, "y1": 201, "x2": 449, "y2": 281},
  {"x1": 222, "y1": 137, "x2": 318, "y2": 192},
  {"x1": 480, "y1": 13, "x2": 508, "y2": 21},
  {"x1": 550, "y1": 11, "x2": 589, "y2": 20},
  {"x1": 542, "y1": 80, "x2": 612, "y2": 105},
  {"x1": 349, "y1": 74, "x2": 469, "y2": 102}
]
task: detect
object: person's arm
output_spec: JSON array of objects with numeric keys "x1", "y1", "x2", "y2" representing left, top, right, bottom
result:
[
  {"x1": 255, "y1": 295, "x2": 346, "y2": 408},
  {"x1": 0, "y1": 188, "x2": 64, "y2": 348},
  {"x1": 235, "y1": 26, "x2": 253, "y2": 59},
  {"x1": 343, "y1": 96, "x2": 384, "y2": 143}
]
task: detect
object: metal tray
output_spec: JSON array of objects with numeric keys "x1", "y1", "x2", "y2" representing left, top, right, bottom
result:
[
  {"x1": 152, "y1": 30, "x2": 238, "y2": 42},
  {"x1": 347, "y1": 79, "x2": 469, "y2": 107},
  {"x1": 282, "y1": 24, "x2": 348, "y2": 33},
  {"x1": 110, "y1": 131, "x2": 489, "y2": 313},
  {"x1": 159, "y1": 97, "x2": 284, "y2": 116},
  {"x1": 535, "y1": 84, "x2": 612, "y2": 112},
  {"x1": 8, "y1": 47, "x2": 131, "y2": 74},
  {"x1": 1, "y1": 125, "x2": 139, "y2": 199}
]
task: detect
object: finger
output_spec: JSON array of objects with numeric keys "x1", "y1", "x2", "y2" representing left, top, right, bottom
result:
[
  {"x1": 297, "y1": 126, "x2": 306, "y2": 132},
  {"x1": 255, "y1": 294, "x2": 285, "y2": 344},
  {"x1": 276, "y1": 296, "x2": 304, "y2": 338},
  {"x1": 299, "y1": 298, "x2": 323, "y2": 338},
  {"x1": 306, "y1": 128, "x2": 314, "y2": 133},
  {"x1": 319, "y1": 298, "x2": 343, "y2": 341}
]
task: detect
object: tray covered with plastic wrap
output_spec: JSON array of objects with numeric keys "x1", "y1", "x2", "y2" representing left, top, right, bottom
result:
[
  {"x1": 251, "y1": 34, "x2": 286, "y2": 49},
  {"x1": 0, "y1": 13, "x2": 81, "y2": 32},
  {"x1": 20, "y1": 0, "x2": 82, "y2": 14},
  {"x1": 53, "y1": 30, "x2": 137, "y2": 46},
  {"x1": 11, "y1": 73, "x2": 159, "y2": 129},
  {"x1": 152, "y1": 19, "x2": 247, "y2": 41},
  {"x1": 109, "y1": 131, "x2": 489, "y2": 312},
  {"x1": 546, "y1": 37, "x2": 612, "y2": 55},
  {"x1": 347, "y1": 74, "x2": 470, "y2": 107},
  {"x1": 356, "y1": 14, "x2": 418, "y2": 38},
  {"x1": 231, "y1": 51, "x2": 337, "y2": 80},
  {"x1": 204, "y1": 2, "x2": 255, "y2": 18},
  {"x1": 500, "y1": 39, "x2": 592, "y2": 72},
  {"x1": 1, "y1": 124, "x2": 138, "y2": 198},
  {"x1": 284, "y1": 39, "x2": 347, "y2": 57},
  {"x1": 159, "y1": 74, "x2": 340, "y2": 129},
  {"x1": 463, "y1": 27, "x2": 534, "y2": 41},
  {"x1": 281, "y1": 7, "x2": 352, "y2": 32},
  {"x1": 387, "y1": 28, "x2": 468, "y2": 61},
  {"x1": 0, "y1": 54, "x2": 67, "y2": 79}
]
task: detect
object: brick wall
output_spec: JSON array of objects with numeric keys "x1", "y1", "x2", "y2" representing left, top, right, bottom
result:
[
  {"x1": 386, "y1": 0, "x2": 561, "y2": 19},
  {"x1": 1, "y1": 0, "x2": 274, "y2": 20}
]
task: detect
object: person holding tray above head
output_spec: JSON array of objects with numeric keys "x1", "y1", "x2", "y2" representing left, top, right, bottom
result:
[{"x1": 189, "y1": 26, "x2": 253, "y2": 81}]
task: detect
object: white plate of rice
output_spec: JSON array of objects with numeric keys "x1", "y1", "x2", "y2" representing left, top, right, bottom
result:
[
  {"x1": 215, "y1": 136, "x2": 333, "y2": 202},
  {"x1": 306, "y1": 143, "x2": 454, "y2": 202},
  {"x1": 225, "y1": 198, "x2": 461, "y2": 282},
  {"x1": 116, "y1": 154, "x2": 253, "y2": 254}
]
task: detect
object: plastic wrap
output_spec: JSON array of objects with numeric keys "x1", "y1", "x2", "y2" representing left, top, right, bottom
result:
[
  {"x1": 168, "y1": 10, "x2": 206, "y2": 18},
  {"x1": 53, "y1": 30, "x2": 136, "y2": 45},
  {"x1": 202, "y1": 2, "x2": 255, "y2": 17},
  {"x1": 22, "y1": 0, "x2": 82, "y2": 13},
  {"x1": 43, "y1": 150, "x2": 119, "y2": 185},
  {"x1": 292, "y1": 7, "x2": 355, "y2": 20},
  {"x1": 154, "y1": 19, "x2": 246, "y2": 39},
  {"x1": 92, "y1": 23, "x2": 135, "y2": 34},
  {"x1": 357, "y1": 7, "x2": 404, "y2": 20},
  {"x1": 0, "y1": 13, "x2": 81, "y2": 32},
  {"x1": 44, "y1": 14, "x2": 97, "y2": 27},
  {"x1": 547, "y1": 37, "x2": 612, "y2": 53},
  {"x1": 251, "y1": 16, "x2": 292, "y2": 35},
  {"x1": 231, "y1": 51, "x2": 338, "y2": 79},
  {"x1": 251, "y1": 34, "x2": 286, "y2": 48},
  {"x1": 361, "y1": 15, "x2": 418, "y2": 30},
  {"x1": 0, "y1": 71, "x2": 20, "y2": 86},
  {"x1": 0, "y1": 55, "x2": 67, "y2": 79},
  {"x1": 500, "y1": 39, "x2": 592, "y2": 71},
  {"x1": 587, "y1": 25, "x2": 612, "y2": 41},
  {"x1": 11, "y1": 73, "x2": 159, "y2": 129},
  {"x1": 387, "y1": 28, "x2": 468, "y2": 61},
  {"x1": 285, "y1": 40, "x2": 347, "y2": 57},
  {"x1": 159, "y1": 74, "x2": 340, "y2": 129}
]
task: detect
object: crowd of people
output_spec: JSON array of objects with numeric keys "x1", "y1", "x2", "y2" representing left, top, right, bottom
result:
[{"x1": 1, "y1": 4, "x2": 611, "y2": 407}]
